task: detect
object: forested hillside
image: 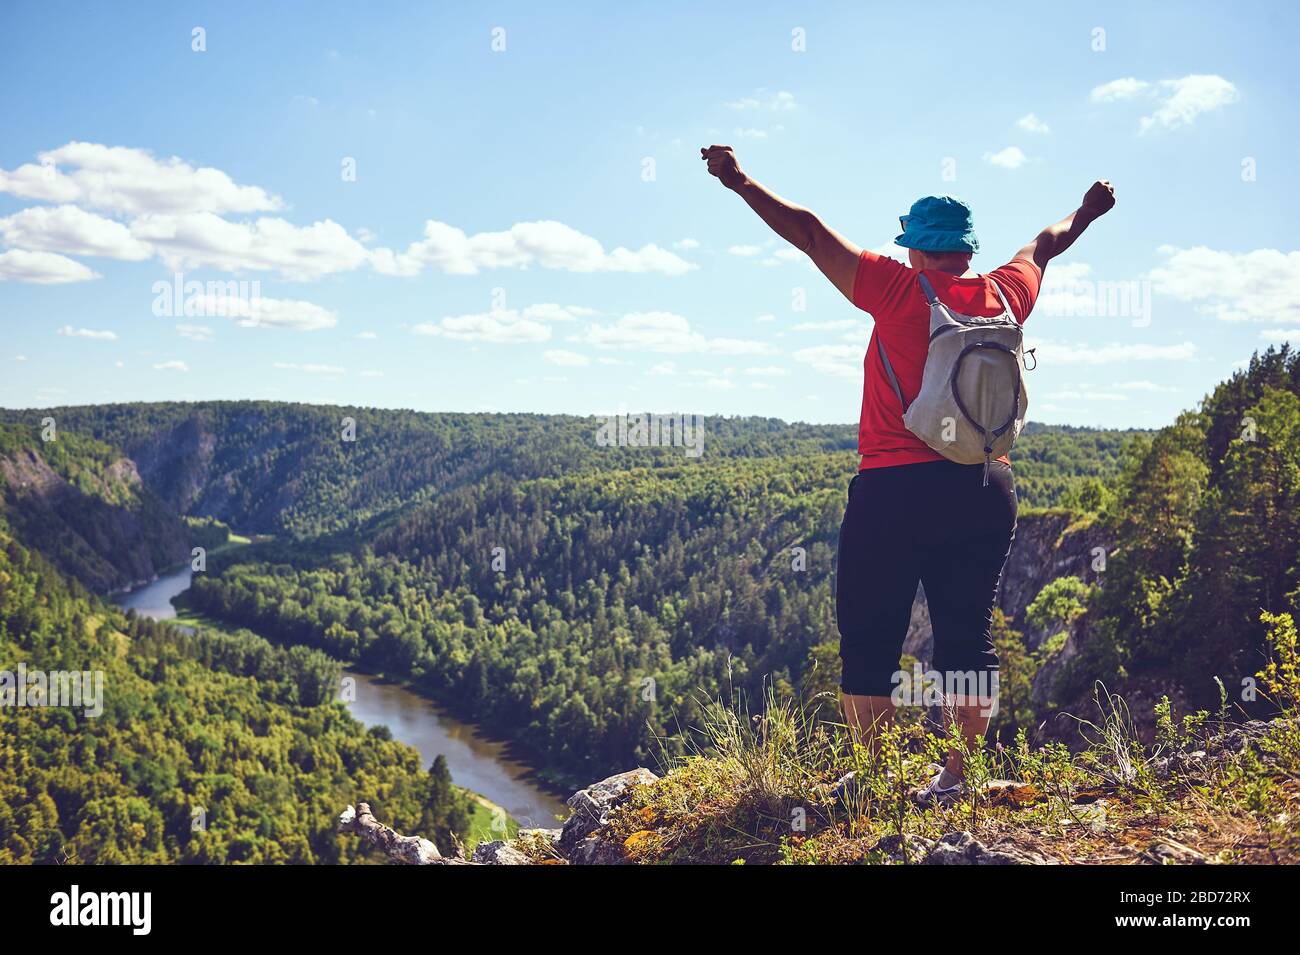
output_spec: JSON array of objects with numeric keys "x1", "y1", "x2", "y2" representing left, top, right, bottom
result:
[
  {"x1": 187, "y1": 456, "x2": 842, "y2": 781},
  {"x1": 0, "y1": 513, "x2": 472, "y2": 863},
  {"x1": 0, "y1": 423, "x2": 188, "y2": 591},
  {"x1": 1058, "y1": 347, "x2": 1300, "y2": 716},
  {"x1": 1, "y1": 404, "x2": 1137, "y2": 551}
]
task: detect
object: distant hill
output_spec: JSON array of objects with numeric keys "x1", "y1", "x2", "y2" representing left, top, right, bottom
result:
[{"x1": 0, "y1": 403, "x2": 1137, "y2": 550}]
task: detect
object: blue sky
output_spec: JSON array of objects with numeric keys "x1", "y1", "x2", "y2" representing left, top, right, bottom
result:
[{"x1": 2, "y1": 0, "x2": 1297, "y2": 427}]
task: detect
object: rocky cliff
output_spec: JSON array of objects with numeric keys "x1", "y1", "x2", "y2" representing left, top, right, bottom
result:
[
  {"x1": 0, "y1": 445, "x2": 189, "y2": 592},
  {"x1": 904, "y1": 508, "x2": 1111, "y2": 659},
  {"x1": 341, "y1": 717, "x2": 1295, "y2": 865}
]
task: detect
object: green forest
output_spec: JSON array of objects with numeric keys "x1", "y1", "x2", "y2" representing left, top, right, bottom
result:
[
  {"x1": 2, "y1": 347, "x2": 1298, "y2": 861},
  {"x1": 0, "y1": 513, "x2": 472, "y2": 863}
]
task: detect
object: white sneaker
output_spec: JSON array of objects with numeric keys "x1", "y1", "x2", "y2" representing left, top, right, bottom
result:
[{"x1": 917, "y1": 772, "x2": 964, "y2": 806}]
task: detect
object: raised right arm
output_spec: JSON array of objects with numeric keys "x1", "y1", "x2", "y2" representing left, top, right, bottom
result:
[
  {"x1": 701, "y1": 145, "x2": 862, "y2": 303},
  {"x1": 1016, "y1": 180, "x2": 1115, "y2": 275}
]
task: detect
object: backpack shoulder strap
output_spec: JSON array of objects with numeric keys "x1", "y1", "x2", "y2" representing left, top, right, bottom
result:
[
  {"x1": 880, "y1": 270, "x2": 940, "y2": 414},
  {"x1": 917, "y1": 272, "x2": 940, "y2": 305},
  {"x1": 988, "y1": 277, "x2": 1016, "y2": 320},
  {"x1": 875, "y1": 333, "x2": 908, "y2": 412}
]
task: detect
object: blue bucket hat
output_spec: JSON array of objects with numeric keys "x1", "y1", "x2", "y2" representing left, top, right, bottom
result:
[{"x1": 895, "y1": 195, "x2": 979, "y2": 253}]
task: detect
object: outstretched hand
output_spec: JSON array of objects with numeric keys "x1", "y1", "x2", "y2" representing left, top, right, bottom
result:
[
  {"x1": 701, "y1": 145, "x2": 746, "y2": 190},
  {"x1": 1082, "y1": 180, "x2": 1116, "y2": 216}
]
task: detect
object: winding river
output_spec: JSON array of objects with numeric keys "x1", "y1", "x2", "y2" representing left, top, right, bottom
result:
[{"x1": 114, "y1": 566, "x2": 570, "y2": 828}]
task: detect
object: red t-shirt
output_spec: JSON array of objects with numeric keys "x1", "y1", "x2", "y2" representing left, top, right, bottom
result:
[{"x1": 851, "y1": 251, "x2": 1041, "y2": 470}]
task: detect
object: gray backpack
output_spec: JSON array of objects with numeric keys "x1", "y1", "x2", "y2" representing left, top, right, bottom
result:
[{"x1": 876, "y1": 272, "x2": 1031, "y2": 485}]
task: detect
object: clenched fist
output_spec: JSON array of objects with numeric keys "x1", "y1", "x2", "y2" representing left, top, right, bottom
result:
[
  {"x1": 1082, "y1": 180, "x2": 1116, "y2": 216},
  {"x1": 701, "y1": 145, "x2": 746, "y2": 190}
]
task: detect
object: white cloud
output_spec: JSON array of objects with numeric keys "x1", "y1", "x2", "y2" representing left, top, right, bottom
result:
[
  {"x1": 372, "y1": 219, "x2": 696, "y2": 277},
  {"x1": 543, "y1": 349, "x2": 590, "y2": 367},
  {"x1": 0, "y1": 205, "x2": 150, "y2": 260},
  {"x1": 57, "y1": 325, "x2": 117, "y2": 340},
  {"x1": 413, "y1": 309, "x2": 551, "y2": 344},
  {"x1": 0, "y1": 249, "x2": 99, "y2": 283},
  {"x1": 1149, "y1": 246, "x2": 1300, "y2": 323},
  {"x1": 360, "y1": 369, "x2": 385, "y2": 377},
  {"x1": 724, "y1": 89, "x2": 796, "y2": 111},
  {"x1": 131, "y1": 212, "x2": 371, "y2": 281},
  {"x1": 193, "y1": 294, "x2": 339, "y2": 331},
  {"x1": 649, "y1": 361, "x2": 677, "y2": 376},
  {"x1": 728, "y1": 244, "x2": 763, "y2": 257},
  {"x1": 0, "y1": 143, "x2": 698, "y2": 294},
  {"x1": 1044, "y1": 389, "x2": 1127, "y2": 402},
  {"x1": 410, "y1": 303, "x2": 597, "y2": 345},
  {"x1": 687, "y1": 368, "x2": 737, "y2": 390},
  {"x1": 575, "y1": 311, "x2": 775, "y2": 355},
  {"x1": 152, "y1": 360, "x2": 189, "y2": 372},
  {"x1": 744, "y1": 366, "x2": 788, "y2": 377},
  {"x1": 1091, "y1": 75, "x2": 1238, "y2": 132},
  {"x1": 792, "y1": 343, "x2": 863, "y2": 378},
  {"x1": 762, "y1": 248, "x2": 804, "y2": 266},
  {"x1": 1, "y1": 144, "x2": 694, "y2": 287},
  {"x1": 755, "y1": 313, "x2": 776, "y2": 323},
  {"x1": 355, "y1": 331, "x2": 378, "y2": 339},
  {"x1": 673, "y1": 238, "x2": 700, "y2": 250},
  {"x1": 1043, "y1": 262, "x2": 1094, "y2": 284},
  {"x1": 1016, "y1": 113, "x2": 1050, "y2": 134},
  {"x1": 733, "y1": 128, "x2": 769, "y2": 139},
  {"x1": 0, "y1": 142, "x2": 282, "y2": 216},
  {"x1": 872, "y1": 240, "x2": 909, "y2": 264},
  {"x1": 792, "y1": 319, "x2": 863, "y2": 333},
  {"x1": 1141, "y1": 75, "x2": 1239, "y2": 133},
  {"x1": 984, "y1": 146, "x2": 1028, "y2": 169},
  {"x1": 272, "y1": 362, "x2": 345, "y2": 374},
  {"x1": 1260, "y1": 328, "x2": 1300, "y2": 342},
  {"x1": 1036, "y1": 262, "x2": 1100, "y2": 316},
  {"x1": 518, "y1": 303, "x2": 598, "y2": 322},
  {"x1": 1115, "y1": 380, "x2": 1177, "y2": 392},
  {"x1": 1030, "y1": 339, "x2": 1198, "y2": 364},
  {"x1": 0, "y1": 145, "x2": 368, "y2": 281},
  {"x1": 1090, "y1": 78, "x2": 1150, "y2": 102},
  {"x1": 175, "y1": 323, "x2": 214, "y2": 342}
]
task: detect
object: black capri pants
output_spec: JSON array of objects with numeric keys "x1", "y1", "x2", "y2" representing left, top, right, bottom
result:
[{"x1": 836, "y1": 459, "x2": 1017, "y2": 697}]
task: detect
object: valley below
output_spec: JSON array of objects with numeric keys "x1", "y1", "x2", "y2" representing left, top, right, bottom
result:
[
  {"x1": 4, "y1": 352, "x2": 1299, "y2": 864},
  {"x1": 113, "y1": 565, "x2": 568, "y2": 829}
]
